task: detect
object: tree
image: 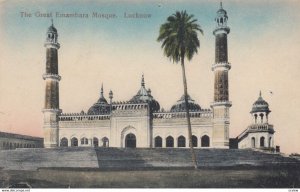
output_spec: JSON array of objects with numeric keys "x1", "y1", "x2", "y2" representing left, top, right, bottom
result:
[{"x1": 157, "y1": 10, "x2": 203, "y2": 169}]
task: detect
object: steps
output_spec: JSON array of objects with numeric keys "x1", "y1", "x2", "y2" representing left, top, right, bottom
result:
[{"x1": 0, "y1": 148, "x2": 298, "y2": 170}]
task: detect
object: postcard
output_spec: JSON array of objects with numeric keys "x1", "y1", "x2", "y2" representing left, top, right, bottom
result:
[{"x1": 0, "y1": 0, "x2": 299, "y2": 189}]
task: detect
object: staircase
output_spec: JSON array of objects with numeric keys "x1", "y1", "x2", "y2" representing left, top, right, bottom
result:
[{"x1": 0, "y1": 148, "x2": 298, "y2": 170}]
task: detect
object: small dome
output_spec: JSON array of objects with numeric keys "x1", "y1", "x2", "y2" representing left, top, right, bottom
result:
[
  {"x1": 217, "y1": 8, "x2": 227, "y2": 15},
  {"x1": 216, "y1": 2, "x2": 227, "y2": 16},
  {"x1": 129, "y1": 75, "x2": 160, "y2": 112},
  {"x1": 251, "y1": 91, "x2": 271, "y2": 113},
  {"x1": 170, "y1": 94, "x2": 201, "y2": 112},
  {"x1": 87, "y1": 85, "x2": 110, "y2": 115},
  {"x1": 47, "y1": 24, "x2": 57, "y2": 33}
]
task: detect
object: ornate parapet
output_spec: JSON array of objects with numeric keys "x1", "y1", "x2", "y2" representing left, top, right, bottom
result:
[
  {"x1": 211, "y1": 101, "x2": 232, "y2": 107},
  {"x1": 153, "y1": 109, "x2": 212, "y2": 119},
  {"x1": 111, "y1": 101, "x2": 149, "y2": 117},
  {"x1": 59, "y1": 113, "x2": 110, "y2": 121},
  {"x1": 112, "y1": 101, "x2": 149, "y2": 110},
  {"x1": 247, "y1": 123, "x2": 274, "y2": 133},
  {"x1": 237, "y1": 123, "x2": 274, "y2": 141},
  {"x1": 58, "y1": 113, "x2": 111, "y2": 128}
]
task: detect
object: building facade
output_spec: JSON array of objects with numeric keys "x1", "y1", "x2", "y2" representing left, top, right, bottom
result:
[
  {"x1": 237, "y1": 92, "x2": 275, "y2": 149},
  {"x1": 0, "y1": 131, "x2": 43, "y2": 150},
  {"x1": 42, "y1": 4, "x2": 275, "y2": 150}
]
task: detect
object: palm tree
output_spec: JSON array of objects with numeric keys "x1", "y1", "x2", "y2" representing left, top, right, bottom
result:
[{"x1": 157, "y1": 10, "x2": 203, "y2": 169}]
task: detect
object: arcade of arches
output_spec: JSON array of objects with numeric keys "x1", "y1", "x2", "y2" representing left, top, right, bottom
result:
[
  {"x1": 251, "y1": 136, "x2": 273, "y2": 148},
  {"x1": 59, "y1": 134, "x2": 211, "y2": 148},
  {"x1": 60, "y1": 136, "x2": 109, "y2": 147},
  {"x1": 0, "y1": 131, "x2": 43, "y2": 150},
  {"x1": 155, "y1": 135, "x2": 210, "y2": 148}
]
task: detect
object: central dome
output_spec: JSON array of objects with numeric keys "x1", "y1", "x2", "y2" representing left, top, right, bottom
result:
[
  {"x1": 87, "y1": 85, "x2": 110, "y2": 115},
  {"x1": 170, "y1": 94, "x2": 201, "y2": 112},
  {"x1": 129, "y1": 75, "x2": 160, "y2": 112}
]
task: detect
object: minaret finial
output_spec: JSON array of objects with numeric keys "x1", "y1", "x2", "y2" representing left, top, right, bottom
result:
[
  {"x1": 101, "y1": 83, "x2": 104, "y2": 97},
  {"x1": 141, "y1": 73, "x2": 145, "y2": 87},
  {"x1": 259, "y1": 90, "x2": 262, "y2": 97},
  {"x1": 220, "y1": 1, "x2": 223, "y2": 8}
]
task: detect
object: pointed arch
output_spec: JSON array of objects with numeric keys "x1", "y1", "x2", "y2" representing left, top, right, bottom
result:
[
  {"x1": 125, "y1": 133, "x2": 136, "y2": 148},
  {"x1": 166, "y1": 136, "x2": 174, "y2": 147},
  {"x1": 154, "y1": 136, "x2": 162, "y2": 148},
  {"x1": 201, "y1": 135, "x2": 210, "y2": 147},
  {"x1": 93, "y1": 137, "x2": 99, "y2": 147},
  {"x1": 71, "y1": 137, "x2": 78, "y2": 147},
  {"x1": 177, "y1": 135, "x2": 186, "y2": 147},
  {"x1": 102, "y1": 137, "x2": 109, "y2": 147},
  {"x1": 192, "y1": 135, "x2": 198, "y2": 147},
  {"x1": 60, "y1": 137, "x2": 68, "y2": 147},
  {"x1": 260, "y1": 137, "x2": 265, "y2": 147},
  {"x1": 251, "y1": 137, "x2": 256, "y2": 148}
]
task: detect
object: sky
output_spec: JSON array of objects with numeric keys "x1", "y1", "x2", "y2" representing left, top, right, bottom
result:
[{"x1": 0, "y1": 0, "x2": 300, "y2": 154}]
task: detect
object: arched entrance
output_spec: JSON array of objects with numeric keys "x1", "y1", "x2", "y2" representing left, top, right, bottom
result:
[
  {"x1": 260, "y1": 137, "x2": 265, "y2": 147},
  {"x1": 154, "y1": 136, "x2": 162, "y2": 147},
  {"x1": 177, "y1": 136, "x2": 186, "y2": 147},
  {"x1": 192, "y1": 135, "x2": 198, "y2": 147},
  {"x1": 166, "y1": 136, "x2": 174, "y2": 147},
  {"x1": 60, "y1": 137, "x2": 68, "y2": 147},
  {"x1": 71, "y1": 137, "x2": 78, "y2": 147},
  {"x1": 251, "y1": 137, "x2": 256, "y2": 148},
  {"x1": 93, "y1": 137, "x2": 99, "y2": 147},
  {"x1": 102, "y1": 137, "x2": 109, "y2": 147},
  {"x1": 201, "y1": 135, "x2": 210, "y2": 147},
  {"x1": 125, "y1": 133, "x2": 136, "y2": 148}
]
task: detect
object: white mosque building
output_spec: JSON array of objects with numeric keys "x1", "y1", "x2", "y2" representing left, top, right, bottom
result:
[{"x1": 42, "y1": 3, "x2": 276, "y2": 150}]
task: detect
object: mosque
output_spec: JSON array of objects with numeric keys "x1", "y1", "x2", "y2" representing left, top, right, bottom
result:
[{"x1": 42, "y1": 3, "x2": 276, "y2": 150}]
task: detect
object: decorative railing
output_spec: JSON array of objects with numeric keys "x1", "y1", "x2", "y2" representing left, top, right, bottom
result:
[
  {"x1": 212, "y1": 62, "x2": 231, "y2": 71},
  {"x1": 238, "y1": 123, "x2": 274, "y2": 140},
  {"x1": 248, "y1": 123, "x2": 274, "y2": 131},
  {"x1": 211, "y1": 101, "x2": 232, "y2": 107},
  {"x1": 153, "y1": 109, "x2": 212, "y2": 119},
  {"x1": 112, "y1": 102, "x2": 148, "y2": 110},
  {"x1": 42, "y1": 73, "x2": 61, "y2": 80},
  {"x1": 59, "y1": 114, "x2": 110, "y2": 121}
]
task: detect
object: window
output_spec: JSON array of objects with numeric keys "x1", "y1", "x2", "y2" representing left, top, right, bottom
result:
[
  {"x1": 177, "y1": 136, "x2": 186, "y2": 147},
  {"x1": 102, "y1": 137, "x2": 109, "y2": 147},
  {"x1": 192, "y1": 135, "x2": 198, "y2": 147},
  {"x1": 251, "y1": 137, "x2": 256, "y2": 148},
  {"x1": 60, "y1": 138, "x2": 68, "y2": 147},
  {"x1": 71, "y1": 138, "x2": 78, "y2": 147},
  {"x1": 260, "y1": 137, "x2": 265, "y2": 147},
  {"x1": 166, "y1": 136, "x2": 174, "y2": 147},
  {"x1": 155, "y1": 136, "x2": 162, "y2": 148},
  {"x1": 81, "y1": 137, "x2": 88, "y2": 145},
  {"x1": 93, "y1": 137, "x2": 99, "y2": 147},
  {"x1": 201, "y1": 135, "x2": 210, "y2": 147}
]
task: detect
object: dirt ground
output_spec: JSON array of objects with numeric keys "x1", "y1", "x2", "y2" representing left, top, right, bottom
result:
[{"x1": 0, "y1": 165, "x2": 299, "y2": 188}]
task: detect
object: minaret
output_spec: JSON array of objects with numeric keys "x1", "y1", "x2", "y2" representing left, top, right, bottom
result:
[
  {"x1": 211, "y1": 2, "x2": 231, "y2": 148},
  {"x1": 42, "y1": 20, "x2": 61, "y2": 148}
]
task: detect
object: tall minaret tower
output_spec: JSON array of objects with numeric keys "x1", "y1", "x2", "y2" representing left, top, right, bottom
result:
[
  {"x1": 211, "y1": 2, "x2": 231, "y2": 148},
  {"x1": 42, "y1": 20, "x2": 61, "y2": 148}
]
